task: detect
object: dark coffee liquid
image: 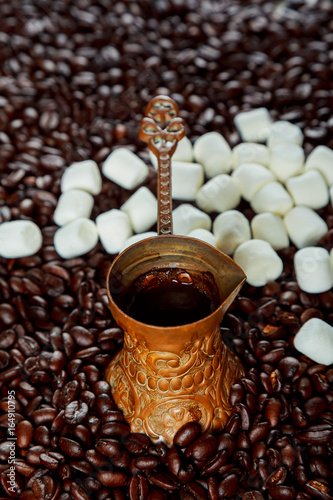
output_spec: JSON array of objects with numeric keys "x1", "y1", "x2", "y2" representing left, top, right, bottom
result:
[{"x1": 119, "y1": 268, "x2": 218, "y2": 327}]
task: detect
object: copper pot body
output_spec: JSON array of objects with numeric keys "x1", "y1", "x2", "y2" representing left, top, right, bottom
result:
[{"x1": 105, "y1": 235, "x2": 246, "y2": 445}]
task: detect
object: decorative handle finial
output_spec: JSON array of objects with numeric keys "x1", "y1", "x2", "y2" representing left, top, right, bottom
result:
[{"x1": 139, "y1": 95, "x2": 185, "y2": 235}]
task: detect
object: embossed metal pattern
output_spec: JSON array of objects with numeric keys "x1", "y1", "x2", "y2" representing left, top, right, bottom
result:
[
  {"x1": 105, "y1": 235, "x2": 246, "y2": 445},
  {"x1": 139, "y1": 95, "x2": 185, "y2": 236}
]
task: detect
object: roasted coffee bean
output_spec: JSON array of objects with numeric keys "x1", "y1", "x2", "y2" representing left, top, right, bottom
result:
[
  {"x1": 268, "y1": 485, "x2": 296, "y2": 500},
  {"x1": 174, "y1": 422, "x2": 201, "y2": 448},
  {"x1": 265, "y1": 397, "x2": 281, "y2": 427},
  {"x1": 218, "y1": 474, "x2": 239, "y2": 498},
  {"x1": 16, "y1": 419, "x2": 34, "y2": 448},
  {"x1": 64, "y1": 400, "x2": 88, "y2": 424},
  {"x1": 185, "y1": 434, "x2": 217, "y2": 461},
  {"x1": 59, "y1": 437, "x2": 84, "y2": 458},
  {"x1": 128, "y1": 474, "x2": 149, "y2": 500}
]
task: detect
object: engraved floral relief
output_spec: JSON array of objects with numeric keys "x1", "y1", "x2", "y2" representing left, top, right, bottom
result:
[{"x1": 106, "y1": 324, "x2": 244, "y2": 444}]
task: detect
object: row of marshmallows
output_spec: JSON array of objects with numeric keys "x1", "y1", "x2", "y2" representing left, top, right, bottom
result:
[{"x1": 1, "y1": 108, "x2": 332, "y2": 294}]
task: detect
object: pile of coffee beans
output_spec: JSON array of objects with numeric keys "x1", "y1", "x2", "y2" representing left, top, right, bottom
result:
[{"x1": 1, "y1": 0, "x2": 333, "y2": 498}]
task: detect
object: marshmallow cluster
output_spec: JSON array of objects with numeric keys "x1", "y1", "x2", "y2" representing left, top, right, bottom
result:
[
  {"x1": 4, "y1": 108, "x2": 330, "y2": 298},
  {"x1": 53, "y1": 155, "x2": 157, "y2": 258}
]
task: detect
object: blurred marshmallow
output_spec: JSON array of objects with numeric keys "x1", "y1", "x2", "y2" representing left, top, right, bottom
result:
[
  {"x1": 268, "y1": 121, "x2": 303, "y2": 148},
  {"x1": 54, "y1": 218, "x2": 98, "y2": 259},
  {"x1": 213, "y1": 210, "x2": 251, "y2": 255},
  {"x1": 234, "y1": 108, "x2": 272, "y2": 142},
  {"x1": 193, "y1": 132, "x2": 232, "y2": 178},
  {"x1": 233, "y1": 239, "x2": 283, "y2": 287},
  {"x1": 251, "y1": 181, "x2": 293, "y2": 216},
  {"x1": 120, "y1": 232, "x2": 158, "y2": 252},
  {"x1": 251, "y1": 213, "x2": 289, "y2": 250},
  {"x1": 286, "y1": 170, "x2": 329, "y2": 209},
  {"x1": 305, "y1": 145, "x2": 333, "y2": 186},
  {"x1": 232, "y1": 143, "x2": 270, "y2": 169},
  {"x1": 294, "y1": 318, "x2": 333, "y2": 365},
  {"x1": 269, "y1": 143, "x2": 304, "y2": 182},
  {"x1": 172, "y1": 204, "x2": 211, "y2": 235},
  {"x1": 294, "y1": 247, "x2": 332, "y2": 294},
  {"x1": 61, "y1": 160, "x2": 102, "y2": 195},
  {"x1": 121, "y1": 187, "x2": 157, "y2": 233},
  {"x1": 196, "y1": 174, "x2": 241, "y2": 213},
  {"x1": 171, "y1": 162, "x2": 204, "y2": 201},
  {"x1": 53, "y1": 189, "x2": 94, "y2": 226},
  {"x1": 102, "y1": 148, "x2": 149, "y2": 190},
  {"x1": 96, "y1": 209, "x2": 133, "y2": 255},
  {"x1": 149, "y1": 137, "x2": 193, "y2": 168},
  {"x1": 232, "y1": 163, "x2": 275, "y2": 201},
  {"x1": 0, "y1": 220, "x2": 42, "y2": 259},
  {"x1": 284, "y1": 206, "x2": 328, "y2": 249},
  {"x1": 187, "y1": 228, "x2": 217, "y2": 247}
]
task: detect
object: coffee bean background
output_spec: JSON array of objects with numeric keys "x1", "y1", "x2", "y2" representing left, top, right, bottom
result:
[{"x1": 0, "y1": 0, "x2": 333, "y2": 498}]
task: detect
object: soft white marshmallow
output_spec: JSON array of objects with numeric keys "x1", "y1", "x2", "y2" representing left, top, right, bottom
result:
[
  {"x1": 61, "y1": 160, "x2": 102, "y2": 195},
  {"x1": 232, "y1": 143, "x2": 270, "y2": 169},
  {"x1": 193, "y1": 132, "x2": 232, "y2": 178},
  {"x1": 294, "y1": 318, "x2": 333, "y2": 365},
  {"x1": 234, "y1": 108, "x2": 272, "y2": 143},
  {"x1": 294, "y1": 247, "x2": 333, "y2": 294},
  {"x1": 286, "y1": 170, "x2": 329, "y2": 209},
  {"x1": 187, "y1": 228, "x2": 217, "y2": 248},
  {"x1": 284, "y1": 206, "x2": 328, "y2": 249},
  {"x1": 213, "y1": 210, "x2": 251, "y2": 255},
  {"x1": 269, "y1": 143, "x2": 304, "y2": 182},
  {"x1": 149, "y1": 136, "x2": 193, "y2": 168},
  {"x1": 96, "y1": 209, "x2": 133, "y2": 255},
  {"x1": 251, "y1": 213, "x2": 289, "y2": 250},
  {"x1": 121, "y1": 187, "x2": 157, "y2": 234},
  {"x1": 53, "y1": 189, "x2": 94, "y2": 226},
  {"x1": 120, "y1": 232, "x2": 158, "y2": 252},
  {"x1": 196, "y1": 174, "x2": 241, "y2": 213},
  {"x1": 0, "y1": 221, "x2": 42, "y2": 259},
  {"x1": 268, "y1": 121, "x2": 303, "y2": 148},
  {"x1": 171, "y1": 162, "x2": 204, "y2": 201},
  {"x1": 232, "y1": 163, "x2": 275, "y2": 201},
  {"x1": 172, "y1": 204, "x2": 211, "y2": 236},
  {"x1": 251, "y1": 181, "x2": 293, "y2": 216},
  {"x1": 102, "y1": 148, "x2": 149, "y2": 190},
  {"x1": 233, "y1": 239, "x2": 283, "y2": 287},
  {"x1": 305, "y1": 145, "x2": 333, "y2": 186},
  {"x1": 54, "y1": 218, "x2": 98, "y2": 259}
]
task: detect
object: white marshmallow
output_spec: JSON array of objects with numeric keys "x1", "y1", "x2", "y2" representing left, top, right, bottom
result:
[
  {"x1": 233, "y1": 239, "x2": 283, "y2": 287},
  {"x1": 286, "y1": 170, "x2": 329, "y2": 209},
  {"x1": 187, "y1": 228, "x2": 217, "y2": 248},
  {"x1": 232, "y1": 143, "x2": 270, "y2": 169},
  {"x1": 284, "y1": 206, "x2": 328, "y2": 249},
  {"x1": 234, "y1": 108, "x2": 272, "y2": 143},
  {"x1": 96, "y1": 209, "x2": 133, "y2": 255},
  {"x1": 294, "y1": 318, "x2": 333, "y2": 366},
  {"x1": 54, "y1": 218, "x2": 98, "y2": 259},
  {"x1": 149, "y1": 137, "x2": 193, "y2": 168},
  {"x1": 193, "y1": 132, "x2": 232, "y2": 178},
  {"x1": 268, "y1": 121, "x2": 303, "y2": 148},
  {"x1": 61, "y1": 160, "x2": 102, "y2": 195},
  {"x1": 232, "y1": 163, "x2": 275, "y2": 201},
  {"x1": 172, "y1": 204, "x2": 211, "y2": 236},
  {"x1": 53, "y1": 189, "x2": 94, "y2": 226},
  {"x1": 0, "y1": 221, "x2": 42, "y2": 259},
  {"x1": 196, "y1": 174, "x2": 241, "y2": 213},
  {"x1": 102, "y1": 148, "x2": 149, "y2": 190},
  {"x1": 269, "y1": 143, "x2": 304, "y2": 182},
  {"x1": 120, "y1": 232, "x2": 158, "y2": 252},
  {"x1": 121, "y1": 187, "x2": 157, "y2": 234},
  {"x1": 251, "y1": 181, "x2": 293, "y2": 216},
  {"x1": 305, "y1": 145, "x2": 333, "y2": 186},
  {"x1": 213, "y1": 210, "x2": 251, "y2": 255},
  {"x1": 251, "y1": 213, "x2": 289, "y2": 250},
  {"x1": 171, "y1": 162, "x2": 204, "y2": 201},
  {"x1": 294, "y1": 247, "x2": 333, "y2": 294}
]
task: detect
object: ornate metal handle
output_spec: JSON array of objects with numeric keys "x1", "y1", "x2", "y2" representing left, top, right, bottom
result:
[{"x1": 139, "y1": 95, "x2": 185, "y2": 235}]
